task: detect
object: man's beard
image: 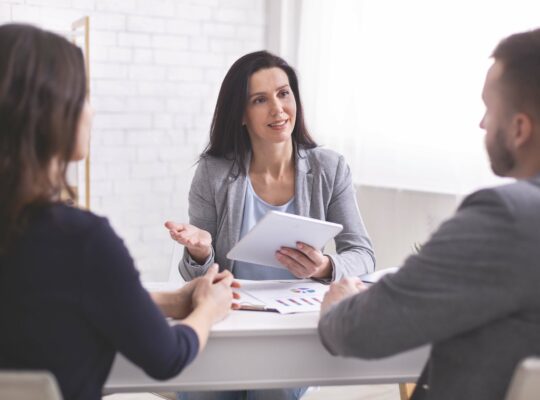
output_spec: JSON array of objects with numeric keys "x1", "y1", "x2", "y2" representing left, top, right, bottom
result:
[{"x1": 488, "y1": 127, "x2": 516, "y2": 177}]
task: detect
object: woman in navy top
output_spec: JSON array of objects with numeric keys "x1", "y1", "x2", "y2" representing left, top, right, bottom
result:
[{"x1": 0, "y1": 23, "x2": 236, "y2": 400}]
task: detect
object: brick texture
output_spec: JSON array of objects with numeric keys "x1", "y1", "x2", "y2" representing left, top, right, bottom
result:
[{"x1": 1, "y1": 0, "x2": 266, "y2": 280}]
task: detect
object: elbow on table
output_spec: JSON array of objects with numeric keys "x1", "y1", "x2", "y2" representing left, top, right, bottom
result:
[{"x1": 143, "y1": 361, "x2": 189, "y2": 381}]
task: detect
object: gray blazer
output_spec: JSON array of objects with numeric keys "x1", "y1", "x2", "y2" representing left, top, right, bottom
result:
[
  {"x1": 179, "y1": 147, "x2": 375, "y2": 281},
  {"x1": 318, "y1": 174, "x2": 540, "y2": 400}
]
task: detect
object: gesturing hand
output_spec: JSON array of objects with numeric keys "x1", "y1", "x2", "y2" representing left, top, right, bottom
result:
[
  {"x1": 320, "y1": 277, "x2": 366, "y2": 315},
  {"x1": 164, "y1": 221, "x2": 212, "y2": 264},
  {"x1": 276, "y1": 242, "x2": 333, "y2": 279}
]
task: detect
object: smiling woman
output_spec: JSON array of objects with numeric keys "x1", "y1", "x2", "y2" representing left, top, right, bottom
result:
[
  {"x1": 244, "y1": 67, "x2": 297, "y2": 146},
  {"x1": 164, "y1": 50, "x2": 376, "y2": 400}
]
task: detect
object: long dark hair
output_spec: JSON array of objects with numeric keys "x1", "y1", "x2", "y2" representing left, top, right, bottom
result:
[
  {"x1": 203, "y1": 50, "x2": 317, "y2": 174},
  {"x1": 0, "y1": 24, "x2": 86, "y2": 255}
]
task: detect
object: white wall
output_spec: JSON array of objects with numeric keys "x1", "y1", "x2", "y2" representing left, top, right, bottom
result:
[
  {"x1": 0, "y1": 0, "x2": 266, "y2": 280},
  {"x1": 357, "y1": 185, "x2": 461, "y2": 270}
]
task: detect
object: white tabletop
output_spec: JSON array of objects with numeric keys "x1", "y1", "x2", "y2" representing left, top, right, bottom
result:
[
  {"x1": 209, "y1": 309, "x2": 318, "y2": 336},
  {"x1": 105, "y1": 308, "x2": 429, "y2": 393}
]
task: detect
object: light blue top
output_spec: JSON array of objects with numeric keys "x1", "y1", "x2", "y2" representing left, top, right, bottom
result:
[{"x1": 233, "y1": 177, "x2": 298, "y2": 280}]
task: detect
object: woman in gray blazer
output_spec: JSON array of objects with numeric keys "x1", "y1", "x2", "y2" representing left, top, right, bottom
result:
[
  {"x1": 167, "y1": 51, "x2": 375, "y2": 284},
  {"x1": 166, "y1": 51, "x2": 375, "y2": 400}
]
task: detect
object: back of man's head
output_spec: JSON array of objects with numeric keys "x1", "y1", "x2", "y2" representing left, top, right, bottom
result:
[{"x1": 492, "y1": 28, "x2": 540, "y2": 125}]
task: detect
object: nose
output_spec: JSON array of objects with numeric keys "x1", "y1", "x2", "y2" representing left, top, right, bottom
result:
[
  {"x1": 479, "y1": 114, "x2": 485, "y2": 130},
  {"x1": 270, "y1": 97, "x2": 284, "y2": 116}
]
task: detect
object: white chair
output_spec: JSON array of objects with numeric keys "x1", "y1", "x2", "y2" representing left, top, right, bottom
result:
[
  {"x1": 0, "y1": 370, "x2": 62, "y2": 400},
  {"x1": 505, "y1": 357, "x2": 540, "y2": 400},
  {"x1": 167, "y1": 242, "x2": 185, "y2": 284}
]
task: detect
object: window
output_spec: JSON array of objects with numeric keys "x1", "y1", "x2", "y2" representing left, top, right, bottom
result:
[{"x1": 297, "y1": 0, "x2": 540, "y2": 194}]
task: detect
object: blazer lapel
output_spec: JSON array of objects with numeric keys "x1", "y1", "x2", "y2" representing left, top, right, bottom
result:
[
  {"x1": 226, "y1": 154, "x2": 249, "y2": 269},
  {"x1": 295, "y1": 147, "x2": 313, "y2": 217}
]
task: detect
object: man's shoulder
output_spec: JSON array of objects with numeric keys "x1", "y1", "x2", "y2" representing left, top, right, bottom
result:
[
  {"x1": 463, "y1": 177, "x2": 540, "y2": 220},
  {"x1": 488, "y1": 177, "x2": 540, "y2": 203}
]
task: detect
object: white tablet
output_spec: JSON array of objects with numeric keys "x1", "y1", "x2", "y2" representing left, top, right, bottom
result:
[{"x1": 227, "y1": 211, "x2": 343, "y2": 269}]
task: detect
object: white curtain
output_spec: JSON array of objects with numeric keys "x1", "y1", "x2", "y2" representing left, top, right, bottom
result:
[{"x1": 297, "y1": 0, "x2": 540, "y2": 194}]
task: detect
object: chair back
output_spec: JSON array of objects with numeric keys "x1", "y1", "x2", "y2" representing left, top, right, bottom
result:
[
  {"x1": 168, "y1": 242, "x2": 185, "y2": 284},
  {"x1": 505, "y1": 357, "x2": 540, "y2": 400},
  {"x1": 0, "y1": 370, "x2": 62, "y2": 400}
]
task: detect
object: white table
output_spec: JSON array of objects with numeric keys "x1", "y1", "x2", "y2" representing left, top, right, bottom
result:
[{"x1": 104, "y1": 310, "x2": 429, "y2": 393}]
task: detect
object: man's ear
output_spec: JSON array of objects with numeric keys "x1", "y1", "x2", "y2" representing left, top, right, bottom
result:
[{"x1": 511, "y1": 112, "x2": 533, "y2": 149}]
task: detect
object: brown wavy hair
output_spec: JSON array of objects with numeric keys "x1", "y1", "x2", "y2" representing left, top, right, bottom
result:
[
  {"x1": 0, "y1": 24, "x2": 86, "y2": 255},
  {"x1": 203, "y1": 50, "x2": 317, "y2": 175}
]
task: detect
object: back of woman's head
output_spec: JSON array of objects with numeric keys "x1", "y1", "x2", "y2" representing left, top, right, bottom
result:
[
  {"x1": 0, "y1": 23, "x2": 86, "y2": 254},
  {"x1": 204, "y1": 50, "x2": 316, "y2": 173}
]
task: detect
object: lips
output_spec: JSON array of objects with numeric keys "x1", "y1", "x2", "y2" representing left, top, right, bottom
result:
[{"x1": 268, "y1": 119, "x2": 287, "y2": 127}]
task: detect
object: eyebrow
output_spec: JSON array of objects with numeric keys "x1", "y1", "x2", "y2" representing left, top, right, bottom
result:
[{"x1": 248, "y1": 84, "x2": 290, "y2": 99}]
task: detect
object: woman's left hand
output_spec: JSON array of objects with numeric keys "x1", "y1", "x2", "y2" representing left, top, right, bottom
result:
[{"x1": 276, "y1": 242, "x2": 333, "y2": 279}]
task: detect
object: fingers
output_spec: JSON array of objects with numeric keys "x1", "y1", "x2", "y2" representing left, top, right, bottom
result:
[
  {"x1": 327, "y1": 277, "x2": 362, "y2": 299},
  {"x1": 205, "y1": 265, "x2": 235, "y2": 289},
  {"x1": 178, "y1": 228, "x2": 212, "y2": 249},
  {"x1": 203, "y1": 264, "x2": 219, "y2": 281},
  {"x1": 340, "y1": 277, "x2": 362, "y2": 288},
  {"x1": 213, "y1": 269, "x2": 231, "y2": 282},
  {"x1": 164, "y1": 220, "x2": 184, "y2": 232},
  {"x1": 164, "y1": 220, "x2": 176, "y2": 230},
  {"x1": 276, "y1": 247, "x2": 318, "y2": 278},
  {"x1": 167, "y1": 221, "x2": 189, "y2": 244},
  {"x1": 356, "y1": 281, "x2": 367, "y2": 290},
  {"x1": 277, "y1": 248, "x2": 316, "y2": 268},
  {"x1": 295, "y1": 242, "x2": 323, "y2": 264}
]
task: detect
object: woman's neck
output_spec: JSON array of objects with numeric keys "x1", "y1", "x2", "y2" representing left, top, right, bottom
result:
[{"x1": 249, "y1": 140, "x2": 294, "y2": 178}]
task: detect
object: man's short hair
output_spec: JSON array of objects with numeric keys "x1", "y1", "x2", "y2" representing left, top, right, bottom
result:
[{"x1": 492, "y1": 28, "x2": 540, "y2": 122}]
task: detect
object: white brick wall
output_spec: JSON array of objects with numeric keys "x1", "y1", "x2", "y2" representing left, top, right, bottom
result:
[{"x1": 1, "y1": 0, "x2": 267, "y2": 280}]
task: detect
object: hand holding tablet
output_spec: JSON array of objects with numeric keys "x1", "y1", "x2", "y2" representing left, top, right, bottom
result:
[{"x1": 226, "y1": 211, "x2": 343, "y2": 269}]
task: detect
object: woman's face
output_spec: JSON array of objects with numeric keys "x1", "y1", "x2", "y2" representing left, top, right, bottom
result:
[
  {"x1": 72, "y1": 99, "x2": 93, "y2": 161},
  {"x1": 243, "y1": 67, "x2": 297, "y2": 146}
]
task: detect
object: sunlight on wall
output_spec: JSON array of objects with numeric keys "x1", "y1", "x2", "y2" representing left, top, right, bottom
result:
[{"x1": 298, "y1": 0, "x2": 540, "y2": 194}]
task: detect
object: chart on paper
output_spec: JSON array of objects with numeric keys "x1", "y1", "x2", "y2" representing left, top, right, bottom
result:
[{"x1": 236, "y1": 280, "x2": 329, "y2": 314}]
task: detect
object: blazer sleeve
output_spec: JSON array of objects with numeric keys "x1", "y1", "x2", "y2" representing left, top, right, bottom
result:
[
  {"x1": 325, "y1": 155, "x2": 376, "y2": 280},
  {"x1": 318, "y1": 188, "x2": 526, "y2": 358},
  {"x1": 179, "y1": 158, "x2": 218, "y2": 280},
  {"x1": 81, "y1": 218, "x2": 199, "y2": 379}
]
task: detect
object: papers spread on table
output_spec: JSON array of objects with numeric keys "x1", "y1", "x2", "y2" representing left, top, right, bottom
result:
[{"x1": 235, "y1": 279, "x2": 329, "y2": 314}]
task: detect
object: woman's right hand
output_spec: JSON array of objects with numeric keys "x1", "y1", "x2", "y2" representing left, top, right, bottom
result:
[{"x1": 164, "y1": 221, "x2": 212, "y2": 264}]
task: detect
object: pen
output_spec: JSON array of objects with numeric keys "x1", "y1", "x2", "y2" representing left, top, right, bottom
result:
[{"x1": 238, "y1": 304, "x2": 277, "y2": 312}]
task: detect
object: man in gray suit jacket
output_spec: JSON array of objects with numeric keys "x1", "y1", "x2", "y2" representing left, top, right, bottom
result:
[{"x1": 318, "y1": 28, "x2": 540, "y2": 400}]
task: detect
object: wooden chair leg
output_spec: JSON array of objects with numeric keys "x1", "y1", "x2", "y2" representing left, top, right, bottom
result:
[{"x1": 399, "y1": 383, "x2": 416, "y2": 400}]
